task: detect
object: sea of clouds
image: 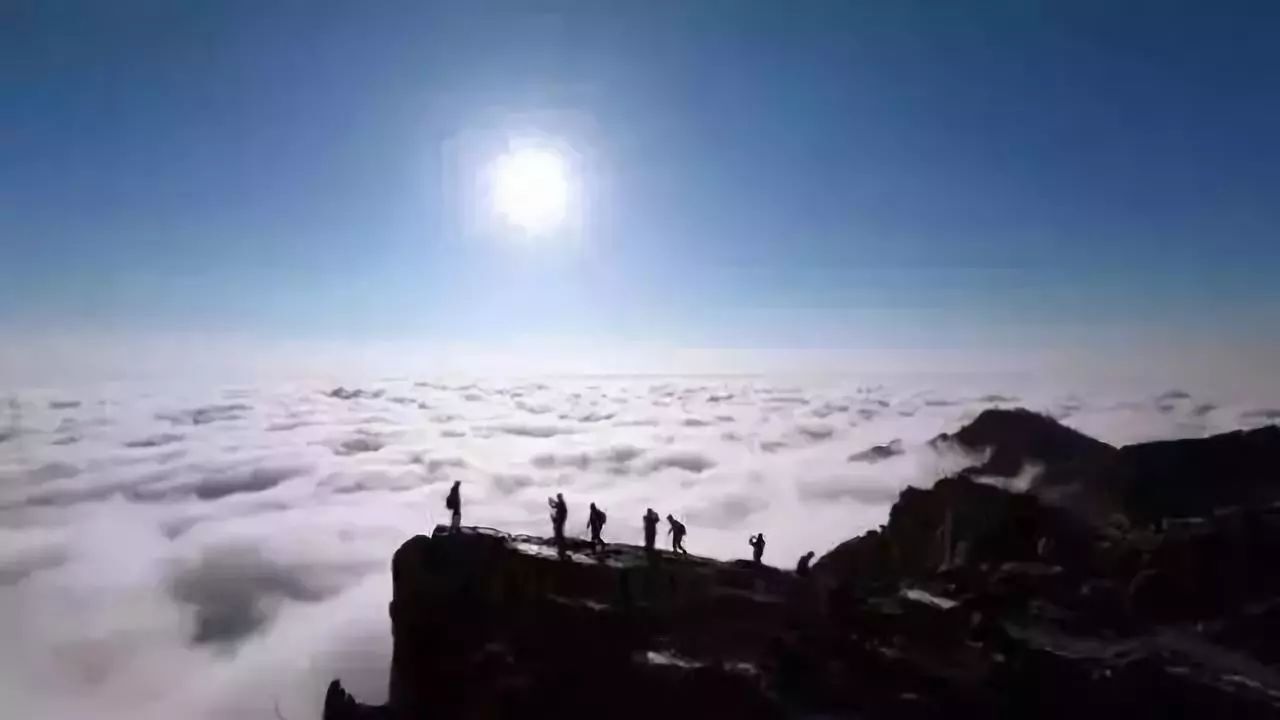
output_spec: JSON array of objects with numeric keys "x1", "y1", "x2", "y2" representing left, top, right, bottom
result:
[{"x1": 2, "y1": 373, "x2": 1278, "y2": 718}]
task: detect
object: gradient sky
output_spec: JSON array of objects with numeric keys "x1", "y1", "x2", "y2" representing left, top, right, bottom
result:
[{"x1": 2, "y1": 1, "x2": 1278, "y2": 368}]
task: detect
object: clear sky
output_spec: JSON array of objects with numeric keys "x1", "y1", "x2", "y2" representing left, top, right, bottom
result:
[{"x1": 2, "y1": 1, "x2": 1278, "y2": 375}]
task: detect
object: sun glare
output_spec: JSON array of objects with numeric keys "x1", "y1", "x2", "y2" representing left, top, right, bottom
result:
[{"x1": 491, "y1": 147, "x2": 570, "y2": 235}]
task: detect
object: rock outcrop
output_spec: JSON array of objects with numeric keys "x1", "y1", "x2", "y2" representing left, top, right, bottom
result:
[
  {"x1": 1098, "y1": 425, "x2": 1280, "y2": 523},
  {"x1": 942, "y1": 409, "x2": 1280, "y2": 524},
  {"x1": 325, "y1": 415, "x2": 1280, "y2": 719},
  {"x1": 847, "y1": 439, "x2": 904, "y2": 463},
  {"x1": 812, "y1": 474, "x2": 1095, "y2": 586},
  {"x1": 361, "y1": 528, "x2": 795, "y2": 719},
  {"x1": 935, "y1": 407, "x2": 1117, "y2": 479}
]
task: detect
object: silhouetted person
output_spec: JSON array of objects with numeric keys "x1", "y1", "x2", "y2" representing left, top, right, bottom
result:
[
  {"x1": 643, "y1": 508, "x2": 661, "y2": 553},
  {"x1": 549, "y1": 493, "x2": 568, "y2": 555},
  {"x1": 667, "y1": 515, "x2": 688, "y2": 554},
  {"x1": 796, "y1": 551, "x2": 815, "y2": 577},
  {"x1": 749, "y1": 533, "x2": 766, "y2": 565},
  {"x1": 445, "y1": 481, "x2": 462, "y2": 532},
  {"x1": 587, "y1": 502, "x2": 607, "y2": 550}
]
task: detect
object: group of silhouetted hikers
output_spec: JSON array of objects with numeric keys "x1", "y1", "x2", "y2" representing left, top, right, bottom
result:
[
  {"x1": 443, "y1": 482, "x2": 816, "y2": 572},
  {"x1": 637, "y1": 508, "x2": 690, "y2": 555}
]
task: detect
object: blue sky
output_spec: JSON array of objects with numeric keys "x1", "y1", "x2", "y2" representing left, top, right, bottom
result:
[{"x1": 2, "y1": 1, "x2": 1278, "y2": 367}]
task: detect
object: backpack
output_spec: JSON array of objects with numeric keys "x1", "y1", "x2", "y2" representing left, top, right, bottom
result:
[{"x1": 445, "y1": 491, "x2": 457, "y2": 511}]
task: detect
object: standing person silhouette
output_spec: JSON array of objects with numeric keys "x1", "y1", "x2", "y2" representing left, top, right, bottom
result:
[
  {"x1": 643, "y1": 508, "x2": 661, "y2": 554},
  {"x1": 587, "y1": 502, "x2": 607, "y2": 551},
  {"x1": 667, "y1": 515, "x2": 689, "y2": 555},
  {"x1": 749, "y1": 533, "x2": 766, "y2": 565},
  {"x1": 796, "y1": 551, "x2": 816, "y2": 577},
  {"x1": 445, "y1": 481, "x2": 462, "y2": 532},
  {"x1": 549, "y1": 493, "x2": 568, "y2": 556}
]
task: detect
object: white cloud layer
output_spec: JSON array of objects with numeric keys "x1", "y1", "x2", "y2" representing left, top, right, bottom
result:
[{"x1": 1, "y1": 373, "x2": 1278, "y2": 718}]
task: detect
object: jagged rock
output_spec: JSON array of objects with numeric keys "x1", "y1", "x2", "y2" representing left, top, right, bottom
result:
[
  {"x1": 848, "y1": 439, "x2": 904, "y2": 463},
  {"x1": 378, "y1": 527, "x2": 794, "y2": 719},
  {"x1": 322, "y1": 680, "x2": 389, "y2": 719},
  {"x1": 937, "y1": 409, "x2": 1280, "y2": 526},
  {"x1": 1102, "y1": 426, "x2": 1280, "y2": 523},
  {"x1": 324, "y1": 417, "x2": 1280, "y2": 719},
  {"x1": 935, "y1": 407, "x2": 1116, "y2": 478},
  {"x1": 813, "y1": 475, "x2": 1093, "y2": 587},
  {"x1": 328, "y1": 513, "x2": 1280, "y2": 717}
]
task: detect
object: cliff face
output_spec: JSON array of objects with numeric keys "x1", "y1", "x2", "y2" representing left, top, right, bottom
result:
[
  {"x1": 325, "y1": 415, "x2": 1280, "y2": 719},
  {"x1": 812, "y1": 474, "x2": 1095, "y2": 587},
  {"x1": 383, "y1": 528, "x2": 798, "y2": 719}
]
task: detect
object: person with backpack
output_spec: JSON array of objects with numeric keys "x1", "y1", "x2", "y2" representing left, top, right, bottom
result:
[
  {"x1": 587, "y1": 502, "x2": 608, "y2": 551},
  {"x1": 667, "y1": 514, "x2": 689, "y2": 555}
]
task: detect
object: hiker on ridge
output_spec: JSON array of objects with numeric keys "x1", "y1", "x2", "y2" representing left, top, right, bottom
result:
[
  {"x1": 587, "y1": 502, "x2": 608, "y2": 550},
  {"x1": 549, "y1": 493, "x2": 569, "y2": 554},
  {"x1": 445, "y1": 481, "x2": 462, "y2": 532},
  {"x1": 749, "y1": 533, "x2": 766, "y2": 565},
  {"x1": 643, "y1": 508, "x2": 661, "y2": 553},
  {"x1": 667, "y1": 515, "x2": 689, "y2": 555},
  {"x1": 796, "y1": 551, "x2": 816, "y2": 577}
]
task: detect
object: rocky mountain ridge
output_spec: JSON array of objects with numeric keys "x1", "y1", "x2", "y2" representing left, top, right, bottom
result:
[{"x1": 325, "y1": 409, "x2": 1280, "y2": 718}]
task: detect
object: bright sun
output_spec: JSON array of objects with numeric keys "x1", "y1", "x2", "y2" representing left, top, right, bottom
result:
[{"x1": 491, "y1": 147, "x2": 570, "y2": 235}]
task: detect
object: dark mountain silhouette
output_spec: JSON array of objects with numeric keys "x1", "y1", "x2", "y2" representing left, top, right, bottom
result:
[
  {"x1": 938, "y1": 408, "x2": 1280, "y2": 524},
  {"x1": 934, "y1": 407, "x2": 1116, "y2": 478},
  {"x1": 1099, "y1": 425, "x2": 1280, "y2": 523},
  {"x1": 324, "y1": 413, "x2": 1280, "y2": 719}
]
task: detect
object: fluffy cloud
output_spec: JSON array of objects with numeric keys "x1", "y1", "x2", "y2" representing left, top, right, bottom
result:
[{"x1": 1, "y1": 374, "x2": 1278, "y2": 718}]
